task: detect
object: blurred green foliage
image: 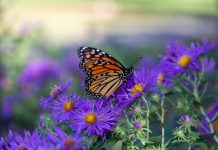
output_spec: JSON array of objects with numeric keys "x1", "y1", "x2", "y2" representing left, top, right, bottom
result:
[{"x1": 11, "y1": 0, "x2": 217, "y2": 15}]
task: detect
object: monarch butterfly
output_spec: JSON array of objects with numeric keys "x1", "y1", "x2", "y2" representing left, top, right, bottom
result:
[{"x1": 77, "y1": 46, "x2": 134, "y2": 99}]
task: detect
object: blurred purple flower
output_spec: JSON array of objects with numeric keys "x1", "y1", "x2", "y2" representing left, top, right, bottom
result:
[
  {"x1": 198, "y1": 99, "x2": 218, "y2": 138},
  {"x1": 160, "y1": 38, "x2": 214, "y2": 75},
  {"x1": 133, "y1": 106, "x2": 142, "y2": 114},
  {"x1": 72, "y1": 100, "x2": 120, "y2": 138},
  {"x1": 193, "y1": 147, "x2": 200, "y2": 150},
  {"x1": 133, "y1": 122, "x2": 142, "y2": 129},
  {"x1": 40, "y1": 78, "x2": 73, "y2": 108},
  {"x1": 51, "y1": 94, "x2": 82, "y2": 123},
  {"x1": 1, "y1": 96, "x2": 16, "y2": 120},
  {"x1": 0, "y1": 137, "x2": 7, "y2": 150},
  {"x1": 202, "y1": 57, "x2": 216, "y2": 73},
  {"x1": 47, "y1": 127, "x2": 84, "y2": 150},
  {"x1": 18, "y1": 59, "x2": 61, "y2": 94},
  {"x1": 65, "y1": 52, "x2": 83, "y2": 76},
  {"x1": 136, "y1": 57, "x2": 156, "y2": 70},
  {"x1": 181, "y1": 115, "x2": 191, "y2": 123},
  {"x1": 39, "y1": 121, "x2": 46, "y2": 129},
  {"x1": 215, "y1": 36, "x2": 218, "y2": 53},
  {"x1": 5, "y1": 130, "x2": 54, "y2": 150},
  {"x1": 116, "y1": 69, "x2": 153, "y2": 108}
]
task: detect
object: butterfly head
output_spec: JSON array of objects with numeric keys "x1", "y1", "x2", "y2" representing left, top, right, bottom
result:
[
  {"x1": 123, "y1": 67, "x2": 133, "y2": 80},
  {"x1": 123, "y1": 57, "x2": 143, "y2": 80}
]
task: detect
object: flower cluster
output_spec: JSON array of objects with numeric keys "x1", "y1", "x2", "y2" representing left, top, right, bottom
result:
[
  {"x1": 0, "y1": 129, "x2": 85, "y2": 150},
  {"x1": 40, "y1": 79, "x2": 122, "y2": 141},
  {"x1": 115, "y1": 69, "x2": 153, "y2": 108},
  {"x1": 18, "y1": 59, "x2": 61, "y2": 94},
  {"x1": 0, "y1": 130, "x2": 54, "y2": 150},
  {"x1": 160, "y1": 38, "x2": 214, "y2": 75},
  {"x1": 1, "y1": 37, "x2": 217, "y2": 150}
]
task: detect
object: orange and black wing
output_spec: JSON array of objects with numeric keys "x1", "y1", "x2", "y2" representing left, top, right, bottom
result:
[{"x1": 77, "y1": 46, "x2": 126, "y2": 98}]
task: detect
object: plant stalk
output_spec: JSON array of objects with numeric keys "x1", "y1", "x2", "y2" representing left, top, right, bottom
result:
[
  {"x1": 188, "y1": 143, "x2": 191, "y2": 150},
  {"x1": 142, "y1": 95, "x2": 150, "y2": 140},
  {"x1": 199, "y1": 106, "x2": 218, "y2": 143},
  {"x1": 161, "y1": 95, "x2": 165, "y2": 149}
]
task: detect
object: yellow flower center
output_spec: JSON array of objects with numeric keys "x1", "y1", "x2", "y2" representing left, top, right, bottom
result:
[
  {"x1": 130, "y1": 84, "x2": 144, "y2": 96},
  {"x1": 64, "y1": 101, "x2": 74, "y2": 112},
  {"x1": 64, "y1": 136, "x2": 76, "y2": 148},
  {"x1": 85, "y1": 113, "x2": 97, "y2": 124},
  {"x1": 157, "y1": 73, "x2": 164, "y2": 85},
  {"x1": 213, "y1": 120, "x2": 218, "y2": 132},
  {"x1": 177, "y1": 55, "x2": 191, "y2": 67}
]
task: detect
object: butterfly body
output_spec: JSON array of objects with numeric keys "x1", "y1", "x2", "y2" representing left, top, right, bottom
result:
[{"x1": 77, "y1": 46, "x2": 133, "y2": 99}]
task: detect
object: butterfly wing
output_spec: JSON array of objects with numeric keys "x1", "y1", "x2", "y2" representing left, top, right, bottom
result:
[
  {"x1": 77, "y1": 46, "x2": 126, "y2": 98},
  {"x1": 77, "y1": 46, "x2": 125, "y2": 71}
]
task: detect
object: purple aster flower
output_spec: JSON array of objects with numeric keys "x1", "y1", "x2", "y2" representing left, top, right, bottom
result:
[
  {"x1": 51, "y1": 94, "x2": 82, "y2": 123},
  {"x1": 8, "y1": 130, "x2": 54, "y2": 150},
  {"x1": 116, "y1": 69, "x2": 153, "y2": 108},
  {"x1": 160, "y1": 38, "x2": 214, "y2": 75},
  {"x1": 181, "y1": 115, "x2": 191, "y2": 123},
  {"x1": 47, "y1": 127, "x2": 84, "y2": 150},
  {"x1": 202, "y1": 57, "x2": 216, "y2": 73},
  {"x1": 18, "y1": 59, "x2": 61, "y2": 94},
  {"x1": 40, "y1": 78, "x2": 73, "y2": 108},
  {"x1": 180, "y1": 115, "x2": 195, "y2": 128},
  {"x1": 133, "y1": 122, "x2": 142, "y2": 129},
  {"x1": 197, "y1": 99, "x2": 218, "y2": 139},
  {"x1": 0, "y1": 131, "x2": 14, "y2": 149},
  {"x1": 0, "y1": 137, "x2": 7, "y2": 150},
  {"x1": 195, "y1": 37, "x2": 215, "y2": 55},
  {"x1": 72, "y1": 100, "x2": 120, "y2": 138},
  {"x1": 150, "y1": 63, "x2": 172, "y2": 88}
]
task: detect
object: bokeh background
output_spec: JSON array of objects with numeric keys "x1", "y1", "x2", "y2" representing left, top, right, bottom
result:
[{"x1": 0, "y1": 0, "x2": 217, "y2": 137}]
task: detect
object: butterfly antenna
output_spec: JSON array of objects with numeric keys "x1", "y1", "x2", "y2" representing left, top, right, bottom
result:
[{"x1": 130, "y1": 57, "x2": 143, "y2": 67}]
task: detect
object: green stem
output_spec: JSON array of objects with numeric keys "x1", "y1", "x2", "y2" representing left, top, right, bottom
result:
[
  {"x1": 187, "y1": 127, "x2": 192, "y2": 150},
  {"x1": 124, "y1": 111, "x2": 132, "y2": 127},
  {"x1": 193, "y1": 74, "x2": 200, "y2": 102},
  {"x1": 146, "y1": 102, "x2": 150, "y2": 140},
  {"x1": 180, "y1": 83, "x2": 192, "y2": 95},
  {"x1": 200, "y1": 82, "x2": 208, "y2": 99},
  {"x1": 199, "y1": 106, "x2": 218, "y2": 143},
  {"x1": 142, "y1": 95, "x2": 150, "y2": 140},
  {"x1": 161, "y1": 95, "x2": 165, "y2": 150},
  {"x1": 164, "y1": 137, "x2": 173, "y2": 148},
  {"x1": 188, "y1": 143, "x2": 191, "y2": 150}
]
